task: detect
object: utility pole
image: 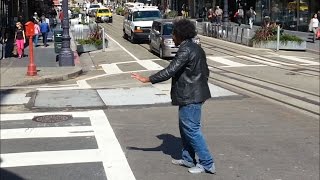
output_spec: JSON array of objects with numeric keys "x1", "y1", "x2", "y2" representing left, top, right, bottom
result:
[{"x1": 59, "y1": 0, "x2": 75, "y2": 66}]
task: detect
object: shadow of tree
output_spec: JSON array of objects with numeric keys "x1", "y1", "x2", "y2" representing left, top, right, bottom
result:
[{"x1": 127, "y1": 133, "x2": 182, "y2": 159}]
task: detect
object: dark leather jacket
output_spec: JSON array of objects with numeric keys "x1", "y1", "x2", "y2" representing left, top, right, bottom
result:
[{"x1": 149, "y1": 39, "x2": 211, "y2": 106}]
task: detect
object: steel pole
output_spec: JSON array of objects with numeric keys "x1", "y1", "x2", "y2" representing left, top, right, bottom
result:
[
  {"x1": 223, "y1": 0, "x2": 229, "y2": 27},
  {"x1": 59, "y1": 0, "x2": 74, "y2": 66}
]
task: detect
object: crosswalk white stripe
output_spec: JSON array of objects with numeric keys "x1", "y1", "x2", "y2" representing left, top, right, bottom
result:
[
  {"x1": 137, "y1": 60, "x2": 164, "y2": 70},
  {"x1": 279, "y1": 55, "x2": 320, "y2": 65},
  {"x1": 238, "y1": 56, "x2": 280, "y2": 66},
  {"x1": 249, "y1": 55, "x2": 293, "y2": 65},
  {"x1": 0, "y1": 149, "x2": 101, "y2": 168},
  {"x1": 101, "y1": 64, "x2": 123, "y2": 74},
  {"x1": 1, "y1": 126, "x2": 94, "y2": 139},
  {"x1": 89, "y1": 110, "x2": 136, "y2": 180},
  {"x1": 1, "y1": 110, "x2": 136, "y2": 179},
  {"x1": 208, "y1": 56, "x2": 247, "y2": 67}
]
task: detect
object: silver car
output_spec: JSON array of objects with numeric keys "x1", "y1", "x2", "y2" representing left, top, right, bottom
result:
[{"x1": 149, "y1": 19, "x2": 200, "y2": 58}]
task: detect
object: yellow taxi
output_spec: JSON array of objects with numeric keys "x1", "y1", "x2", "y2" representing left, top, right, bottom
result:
[{"x1": 95, "y1": 8, "x2": 113, "y2": 23}]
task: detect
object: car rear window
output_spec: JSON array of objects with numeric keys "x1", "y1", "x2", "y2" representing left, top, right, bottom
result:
[
  {"x1": 98, "y1": 9, "x2": 110, "y2": 13},
  {"x1": 90, "y1": 5, "x2": 100, "y2": 8},
  {"x1": 133, "y1": 11, "x2": 161, "y2": 21},
  {"x1": 163, "y1": 24, "x2": 173, "y2": 35}
]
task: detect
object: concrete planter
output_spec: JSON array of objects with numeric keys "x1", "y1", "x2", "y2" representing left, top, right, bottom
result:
[
  {"x1": 252, "y1": 41, "x2": 306, "y2": 50},
  {"x1": 76, "y1": 44, "x2": 103, "y2": 53}
]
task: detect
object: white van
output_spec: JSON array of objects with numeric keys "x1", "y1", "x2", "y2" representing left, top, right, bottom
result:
[{"x1": 123, "y1": 6, "x2": 161, "y2": 43}]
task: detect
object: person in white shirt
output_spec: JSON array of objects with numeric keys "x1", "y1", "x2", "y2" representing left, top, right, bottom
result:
[
  {"x1": 309, "y1": 13, "x2": 319, "y2": 42},
  {"x1": 215, "y1": 6, "x2": 223, "y2": 24}
]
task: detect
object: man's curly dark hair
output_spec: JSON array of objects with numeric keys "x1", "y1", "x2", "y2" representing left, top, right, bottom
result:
[{"x1": 172, "y1": 18, "x2": 196, "y2": 41}]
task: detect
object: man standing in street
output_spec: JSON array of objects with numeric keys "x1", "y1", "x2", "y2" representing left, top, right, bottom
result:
[{"x1": 131, "y1": 19, "x2": 216, "y2": 174}]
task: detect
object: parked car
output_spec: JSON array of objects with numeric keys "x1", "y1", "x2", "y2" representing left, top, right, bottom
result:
[
  {"x1": 149, "y1": 19, "x2": 200, "y2": 58},
  {"x1": 95, "y1": 8, "x2": 113, "y2": 23},
  {"x1": 123, "y1": 5, "x2": 161, "y2": 43}
]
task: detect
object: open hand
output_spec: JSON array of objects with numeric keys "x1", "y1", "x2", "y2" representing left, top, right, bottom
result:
[{"x1": 131, "y1": 73, "x2": 150, "y2": 83}]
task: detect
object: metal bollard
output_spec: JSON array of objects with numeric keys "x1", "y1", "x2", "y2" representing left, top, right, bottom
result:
[
  {"x1": 240, "y1": 28, "x2": 244, "y2": 44},
  {"x1": 230, "y1": 26, "x2": 234, "y2": 41},
  {"x1": 235, "y1": 27, "x2": 239, "y2": 43},
  {"x1": 102, "y1": 28, "x2": 106, "y2": 52}
]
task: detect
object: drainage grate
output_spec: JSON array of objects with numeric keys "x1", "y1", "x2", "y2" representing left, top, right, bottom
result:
[{"x1": 32, "y1": 115, "x2": 73, "y2": 123}]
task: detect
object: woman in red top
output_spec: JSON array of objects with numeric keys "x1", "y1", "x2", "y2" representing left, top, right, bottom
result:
[{"x1": 14, "y1": 22, "x2": 26, "y2": 59}]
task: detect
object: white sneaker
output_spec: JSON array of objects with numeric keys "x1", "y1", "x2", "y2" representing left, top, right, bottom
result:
[
  {"x1": 188, "y1": 164, "x2": 216, "y2": 174},
  {"x1": 171, "y1": 159, "x2": 195, "y2": 168}
]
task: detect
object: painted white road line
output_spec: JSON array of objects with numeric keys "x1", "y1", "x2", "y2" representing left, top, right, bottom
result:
[
  {"x1": 220, "y1": 64, "x2": 267, "y2": 68},
  {"x1": 141, "y1": 58, "x2": 162, "y2": 61},
  {"x1": 208, "y1": 56, "x2": 248, "y2": 67},
  {"x1": 0, "y1": 93, "x2": 30, "y2": 105},
  {"x1": 89, "y1": 110, "x2": 136, "y2": 180},
  {"x1": 249, "y1": 55, "x2": 293, "y2": 65},
  {"x1": 238, "y1": 56, "x2": 280, "y2": 66},
  {"x1": 101, "y1": 63, "x2": 123, "y2": 74},
  {"x1": 1, "y1": 126, "x2": 94, "y2": 139},
  {"x1": 0, "y1": 149, "x2": 101, "y2": 168},
  {"x1": 137, "y1": 60, "x2": 164, "y2": 70},
  {"x1": 279, "y1": 55, "x2": 320, "y2": 65},
  {"x1": 106, "y1": 34, "x2": 140, "y2": 61},
  {"x1": 1, "y1": 110, "x2": 136, "y2": 180},
  {"x1": 77, "y1": 79, "x2": 92, "y2": 88},
  {"x1": 37, "y1": 86, "x2": 86, "y2": 91}
]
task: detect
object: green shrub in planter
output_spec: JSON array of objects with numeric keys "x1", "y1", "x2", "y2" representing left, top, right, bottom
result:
[
  {"x1": 164, "y1": 10, "x2": 178, "y2": 19},
  {"x1": 250, "y1": 24, "x2": 303, "y2": 45},
  {"x1": 77, "y1": 38, "x2": 102, "y2": 47},
  {"x1": 116, "y1": 7, "x2": 124, "y2": 15}
]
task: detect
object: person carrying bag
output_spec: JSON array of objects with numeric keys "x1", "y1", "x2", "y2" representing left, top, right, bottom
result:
[{"x1": 309, "y1": 13, "x2": 319, "y2": 42}]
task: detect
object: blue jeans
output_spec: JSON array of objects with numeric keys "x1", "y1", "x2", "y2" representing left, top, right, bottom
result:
[
  {"x1": 33, "y1": 34, "x2": 39, "y2": 46},
  {"x1": 179, "y1": 103, "x2": 214, "y2": 170},
  {"x1": 42, "y1": 32, "x2": 48, "y2": 46}
]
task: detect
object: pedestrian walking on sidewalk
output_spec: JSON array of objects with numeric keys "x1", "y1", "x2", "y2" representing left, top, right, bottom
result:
[
  {"x1": 247, "y1": 7, "x2": 256, "y2": 29},
  {"x1": 131, "y1": 19, "x2": 216, "y2": 175},
  {"x1": 40, "y1": 19, "x2": 50, "y2": 47},
  {"x1": 14, "y1": 22, "x2": 26, "y2": 59},
  {"x1": 235, "y1": 6, "x2": 244, "y2": 26},
  {"x1": 309, "y1": 13, "x2": 319, "y2": 42},
  {"x1": 215, "y1": 6, "x2": 223, "y2": 25},
  {"x1": 33, "y1": 20, "x2": 40, "y2": 47}
]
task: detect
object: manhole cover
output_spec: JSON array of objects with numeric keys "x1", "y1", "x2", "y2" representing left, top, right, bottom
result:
[{"x1": 32, "y1": 115, "x2": 73, "y2": 123}]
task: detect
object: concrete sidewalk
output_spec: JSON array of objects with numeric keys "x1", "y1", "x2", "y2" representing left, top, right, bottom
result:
[{"x1": 0, "y1": 40, "x2": 82, "y2": 87}]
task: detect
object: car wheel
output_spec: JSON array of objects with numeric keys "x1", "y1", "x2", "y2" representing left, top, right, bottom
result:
[
  {"x1": 149, "y1": 43, "x2": 154, "y2": 53},
  {"x1": 159, "y1": 46, "x2": 164, "y2": 59},
  {"x1": 130, "y1": 32, "x2": 136, "y2": 43},
  {"x1": 123, "y1": 29, "x2": 128, "y2": 39}
]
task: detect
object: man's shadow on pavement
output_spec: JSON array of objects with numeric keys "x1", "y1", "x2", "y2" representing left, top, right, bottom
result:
[
  {"x1": 0, "y1": 158, "x2": 25, "y2": 180},
  {"x1": 127, "y1": 134, "x2": 182, "y2": 159}
]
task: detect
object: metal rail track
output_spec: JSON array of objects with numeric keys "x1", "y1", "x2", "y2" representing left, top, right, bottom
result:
[{"x1": 209, "y1": 66, "x2": 320, "y2": 116}]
